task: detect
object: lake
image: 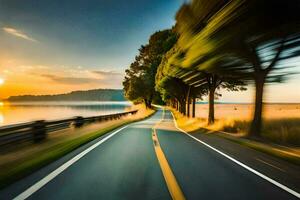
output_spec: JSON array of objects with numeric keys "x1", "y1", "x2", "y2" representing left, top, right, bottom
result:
[{"x1": 0, "y1": 101, "x2": 132, "y2": 126}]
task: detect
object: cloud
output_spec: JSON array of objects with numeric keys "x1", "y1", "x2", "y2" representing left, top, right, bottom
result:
[
  {"x1": 41, "y1": 74, "x2": 97, "y2": 84},
  {"x1": 92, "y1": 70, "x2": 123, "y2": 77},
  {"x1": 40, "y1": 72, "x2": 122, "y2": 86},
  {"x1": 3, "y1": 27, "x2": 38, "y2": 42},
  {"x1": 27, "y1": 67, "x2": 124, "y2": 88}
]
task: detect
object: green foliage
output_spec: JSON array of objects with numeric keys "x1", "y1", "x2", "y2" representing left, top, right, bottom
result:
[
  {"x1": 175, "y1": 0, "x2": 300, "y2": 79},
  {"x1": 156, "y1": 76, "x2": 188, "y2": 102},
  {"x1": 123, "y1": 29, "x2": 178, "y2": 107},
  {"x1": 166, "y1": 0, "x2": 300, "y2": 134}
]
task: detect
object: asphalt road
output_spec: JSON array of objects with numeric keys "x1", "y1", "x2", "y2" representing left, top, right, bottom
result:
[{"x1": 1, "y1": 109, "x2": 299, "y2": 200}]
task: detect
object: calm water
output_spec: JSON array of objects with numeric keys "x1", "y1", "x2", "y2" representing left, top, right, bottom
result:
[{"x1": 0, "y1": 101, "x2": 132, "y2": 127}]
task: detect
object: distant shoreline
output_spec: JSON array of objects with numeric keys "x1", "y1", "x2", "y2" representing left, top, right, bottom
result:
[{"x1": 4, "y1": 88, "x2": 126, "y2": 102}]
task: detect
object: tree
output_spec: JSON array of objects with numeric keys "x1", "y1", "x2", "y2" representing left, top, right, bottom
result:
[
  {"x1": 123, "y1": 74, "x2": 153, "y2": 107},
  {"x1": 123, "y1": 29, "x2": 178, "y2": 108},
  {"x1": 173, "y1": 0, "x2": 300, "y2": 135},
  {"x1": 156, "y1": 44, "x2": 246, "y2": 123},
  {"x1": 178, "y1": 71, "x2": 246, "y2": 124},
  {"x1": 211, "y1": 0, "x2": 300, "y2": 136}
]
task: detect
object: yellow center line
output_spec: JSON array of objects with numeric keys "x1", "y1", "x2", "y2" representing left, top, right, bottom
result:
[{"x1": 152, "y1": 109, "x2": 186, "y2": 200}]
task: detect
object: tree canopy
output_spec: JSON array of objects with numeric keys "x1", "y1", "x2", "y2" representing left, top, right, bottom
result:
[{"x1": 123, "y1": 29, "x2": 178, "y2": 108}]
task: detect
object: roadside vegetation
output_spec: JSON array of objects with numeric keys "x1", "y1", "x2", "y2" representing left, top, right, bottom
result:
[
  {"x1": 0, "y1": 104, "x2": 155, "y2": 188},
  {"x1": 123, "y1": 1, "x2": 300, "y2": 155},
  {"x1": 171, "y1": 107, "x2": 300, "y2": 145}
]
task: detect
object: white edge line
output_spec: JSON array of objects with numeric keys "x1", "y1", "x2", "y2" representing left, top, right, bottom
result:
[
  {"x1": 13, "y1": 125, "x2": 129, "y2": 200},
  {"x1": 170, "y1": 111, "x2": 300, "y2": 199}
]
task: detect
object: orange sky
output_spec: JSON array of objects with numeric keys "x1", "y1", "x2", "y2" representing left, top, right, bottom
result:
[{"x1": 0, "y1": 58, "x2": 124, "y2": 99}]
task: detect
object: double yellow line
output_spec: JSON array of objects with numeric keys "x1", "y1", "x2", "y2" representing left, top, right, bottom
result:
[{"x1": 152, "y1": 109, "x2": 186, "y2": 200}]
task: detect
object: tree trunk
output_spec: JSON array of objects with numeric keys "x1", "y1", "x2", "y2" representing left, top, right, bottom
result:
[
  {"x1": 192, "y1": 96, "x2": 196, "y2": 118},
  {"x1": 147, "y1": 95, "x2": 152, "y2": 109},
  {"x1": 144, "y1": 99, "x2": 148, "y2": 108},
  {"x1": 208, "y1": 87, "x2": 215, "y2": 124},
  {"x1": 249, "y1": 73, "x2": 266, "y2": 137},
  {"x1": 147, "y1": 99, "x2": 152, "y2": 109},
  {"x1": 180, "y1": 100, "x2": 186, "y2": 115},
  {"x1": 187, "y1": 98, "x2": 190, "y2": 117},
  {"x1": 179, "y1": 101, "x2": 182, "y2": 114},
  {"x1": 186, "y1": 86, "x2": 191, "y2": 117}
]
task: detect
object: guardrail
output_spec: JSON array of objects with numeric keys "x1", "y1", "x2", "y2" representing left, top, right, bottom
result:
[{"x1": 0, "y1": 110, "x2": 137, "y2": 148}]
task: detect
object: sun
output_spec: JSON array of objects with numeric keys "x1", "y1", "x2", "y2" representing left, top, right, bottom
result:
[{"x1": 0, "y1": 78, "x2": 4, "y2": 85}]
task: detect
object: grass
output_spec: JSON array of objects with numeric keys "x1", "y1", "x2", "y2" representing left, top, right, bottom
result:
[
  {"x1": 0, "y1": 105, "x2": 155, "y2": 188},
  {"x1": 217, "y1": 118, "x2": 300, "y2": 146},
  {"x1": 170, "y1": 107, "x2": 300, "y2": 165},
  {"x1": 262, "y1": 119, "x2": 300, "y2": 145},
  {"x1": 192, "y1": 103, "x2": 300, "y2": 145},
  {"x1": 173, "y1": 108, "x2": 300, "y2": 146}
]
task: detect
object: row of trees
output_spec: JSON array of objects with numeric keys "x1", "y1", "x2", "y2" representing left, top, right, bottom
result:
[{"x1": 124, "y1": 0, "x2": 300, "y2": 137}]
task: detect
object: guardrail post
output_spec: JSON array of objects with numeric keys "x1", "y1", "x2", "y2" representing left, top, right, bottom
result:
[
  {"x1": 74, "y1": 116, "x2": 84, "y2": 128},
  {"x1": 32, "y1": 120, "x2": 47, "y2": 142},
  {"x1": 97, "y1": 116, "x2": 103, "y2": 122}
]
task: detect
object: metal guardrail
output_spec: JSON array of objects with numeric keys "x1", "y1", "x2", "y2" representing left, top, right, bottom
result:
[{"x1": 0, "y1": 110, "x2": 137, "y2": 147}]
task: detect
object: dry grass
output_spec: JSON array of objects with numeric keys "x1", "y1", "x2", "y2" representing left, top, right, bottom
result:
[
  {"x1": 207, "y1": 118, "x2": 300, "y2": 146},
  {"x1": 262, "y1": 119, "x2": 300, "y2": 145},
  {"x1": 172, "y1": 106, "x2": 300, "y2": 146}
]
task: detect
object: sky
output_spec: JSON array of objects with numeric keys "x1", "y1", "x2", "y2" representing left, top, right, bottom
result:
[
  {"x1": 0, "y1": 0, "x2": 183, "y2": 98},
  {"x1": 0, "y1": 0, "x2": 299, "y2": 102}
]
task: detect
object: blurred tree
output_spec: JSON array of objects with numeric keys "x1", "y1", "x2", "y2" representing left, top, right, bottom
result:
[
  {"x1": 211, "y1": 0, "x2": 300, "y2": 136},
  {"x1": 174, "y1": 0, "x2": 300, "y2": 135}
]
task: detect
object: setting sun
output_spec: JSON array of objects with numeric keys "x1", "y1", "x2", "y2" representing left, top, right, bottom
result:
[{"x1": 0, "y1": 78, "x2": 4, "y2": 85}]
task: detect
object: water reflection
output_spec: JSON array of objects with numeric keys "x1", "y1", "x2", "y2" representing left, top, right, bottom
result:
[{"x1": 0, "y1": 101, "x2": 132, "y2": 126}]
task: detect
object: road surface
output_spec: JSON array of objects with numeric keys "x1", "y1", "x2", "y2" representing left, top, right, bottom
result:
[{"x1": 1, "y1": 109, "x2": 299, "y2": 200}]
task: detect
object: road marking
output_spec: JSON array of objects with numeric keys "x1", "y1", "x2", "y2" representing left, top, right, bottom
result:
[
  {"x1": 170, "y1": 111, "x2": 300, "y2": 199},
  {"x1": 152, "y1": 109, "x2": 185, "y2": 200},
  {"x1": 255, "y1": 158, "x2": 286, "y2": 172},
  {"x1": 13, "y1": 125, "x2": 129, "y2": 200},
  {"x1": 152, "y1": 130, "x2": 185, "y2": 200}
]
